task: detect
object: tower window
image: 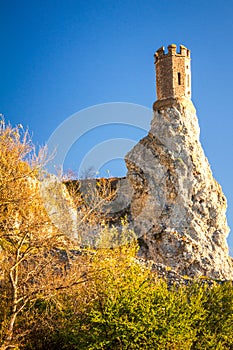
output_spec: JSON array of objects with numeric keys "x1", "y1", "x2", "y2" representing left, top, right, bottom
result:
[
  {"x1": 187, "y1": 74, "x2": 190, "y2": 87},
  {"x1": 178, "y1": 72, "x2": 181, "y2": 85}
]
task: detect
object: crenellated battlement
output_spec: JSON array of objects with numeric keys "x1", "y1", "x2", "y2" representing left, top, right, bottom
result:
[
  {"x1": 154, "y1": 43, "x2": 191, "y2": 101},
  {"x1": 155, "y1": 44, "x2": 190, "y2": 62}
]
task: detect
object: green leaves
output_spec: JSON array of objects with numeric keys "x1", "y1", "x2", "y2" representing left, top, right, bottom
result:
[
  {"x1": 11, "y1": 241, "x2": 233, "y2": 350},
  {"x1": 30, "y1": 244, "x2": 231, "y2": 350},
  {"x1": 1, "y1": 120, "x2": 232, "y2": 350}
]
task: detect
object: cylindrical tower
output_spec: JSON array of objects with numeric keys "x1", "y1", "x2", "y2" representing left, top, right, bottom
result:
[{"x1": 154, "y1": 44, "x2": 191, "y2": 101}]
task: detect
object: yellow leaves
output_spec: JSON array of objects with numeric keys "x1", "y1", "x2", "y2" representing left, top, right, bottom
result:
[
  {"x1": 199, "y1": 275, "x2": 211, "y2": 280},
  {"x1": 165, "y1": 266, "x2": 172, "y2": 271},
  {"x1": 182, "y1": 275, "x2": 191, "y2": 280}
]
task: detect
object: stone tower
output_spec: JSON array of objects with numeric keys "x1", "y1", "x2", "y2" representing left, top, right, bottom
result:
[
  {"x1": 125, "y1": 44, "x2": 233, "y2": 280},
  {"x1": 154, "y1": 44, "x2": 191, "y2": 100}
]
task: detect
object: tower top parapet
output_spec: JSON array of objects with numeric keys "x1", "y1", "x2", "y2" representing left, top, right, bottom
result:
[
  {"x1": 155, "y1": 44, "x2": 190, "y2": 62},
  {"x1": 154, "y1": 44, "x2": 191, "y2": 101}
]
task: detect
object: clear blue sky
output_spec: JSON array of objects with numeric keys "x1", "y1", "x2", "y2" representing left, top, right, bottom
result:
[{"x1": 1, "y1": 0, "x2": 233, "y2": 254}]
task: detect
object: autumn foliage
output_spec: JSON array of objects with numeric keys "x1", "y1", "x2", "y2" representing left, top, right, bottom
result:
[{"x1": 0, "y1": 120, "x2": 233, "y2": 350}]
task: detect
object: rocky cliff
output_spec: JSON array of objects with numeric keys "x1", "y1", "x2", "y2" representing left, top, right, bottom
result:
[{"x1": 125, "y1": 97, "x2": 233, "y2": 280}]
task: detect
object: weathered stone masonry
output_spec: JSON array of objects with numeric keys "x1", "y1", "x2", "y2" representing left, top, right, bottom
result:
[{"x1": 155, "y1": 44, "x2": 191, "y2": 100}]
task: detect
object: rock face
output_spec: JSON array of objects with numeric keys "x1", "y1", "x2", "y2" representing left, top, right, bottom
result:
[
  {"x1": 40, "y1": 175, "x2": 78, "y2": 240},
  {"x1": 125, "y1": 97, "x2": 233, "y2": 280}
]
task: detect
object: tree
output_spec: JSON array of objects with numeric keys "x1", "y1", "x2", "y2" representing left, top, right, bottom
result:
[
  {"x1": 0, "y1": 120, "x2": 86, "y2": 349},
  {"x1": 1, "y1": 119, "x2": 232, "y2": 350}
]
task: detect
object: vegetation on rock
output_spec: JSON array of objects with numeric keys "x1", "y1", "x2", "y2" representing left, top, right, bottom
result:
[{"x1": 0, "y1": 120, "x2": 232, "y2": 350}]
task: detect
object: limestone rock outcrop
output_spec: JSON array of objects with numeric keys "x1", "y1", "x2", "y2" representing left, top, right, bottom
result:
[
  {"x1": 40, "y1": 175, "x2": 78, "y2": 240},
  {"x1": 125, "y1": 97, "x2": 233, "y2": 280}
]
